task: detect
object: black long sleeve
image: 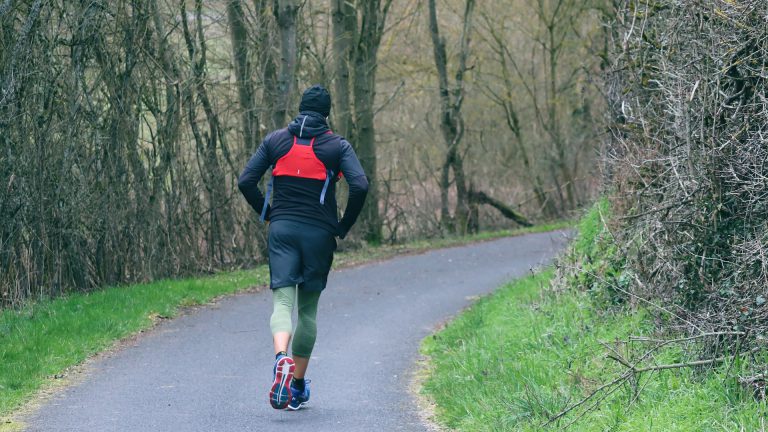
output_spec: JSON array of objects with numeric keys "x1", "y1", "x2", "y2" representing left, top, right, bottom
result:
[
  {"x1": 238, "y1": 140, "x2": 272, "y2": 220},
  {"x1": 238, "y1": 126, "x2": 368, "y2": 237},
  {"x1": 337, "y1": 139, "x2": 369, "y2": 238}
]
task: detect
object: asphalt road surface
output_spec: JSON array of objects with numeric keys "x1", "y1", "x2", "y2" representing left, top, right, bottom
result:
[{"x1": 25, "y1": 231, "x2": 571, "y2": 431}]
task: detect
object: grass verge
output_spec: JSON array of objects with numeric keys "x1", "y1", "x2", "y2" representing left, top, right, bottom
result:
[
  {"x1": 0, "y1": 268, "x2": 270, "y2": 420},
  {"x1": 421, "y1": 207, "x2": 767, "y2": 431},
  {"x1": 0, "y1": 222, "x2": 570, "y2": 422}
]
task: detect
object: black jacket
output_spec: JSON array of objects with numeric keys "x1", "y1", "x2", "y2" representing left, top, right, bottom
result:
[{"x1": 238, "y1": 111, "x2": 369, "y2": 238}]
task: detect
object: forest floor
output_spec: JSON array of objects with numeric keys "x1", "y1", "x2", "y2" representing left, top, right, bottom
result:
[{"x1": 0, "y1": 222, "x2": 569, "y2": 431}]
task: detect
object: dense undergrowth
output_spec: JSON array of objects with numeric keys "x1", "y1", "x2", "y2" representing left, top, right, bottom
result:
[
  {"x1": 422, "y1": 202, "x2": 767, "y2": 430},
  {"x1": 604, "y1": 0, "x2": 768, "y2": 370}
]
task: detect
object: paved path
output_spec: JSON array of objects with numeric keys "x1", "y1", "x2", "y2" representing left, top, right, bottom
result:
[{"x1": 25, "y1": 231, "x2": 570, "y2": 431}]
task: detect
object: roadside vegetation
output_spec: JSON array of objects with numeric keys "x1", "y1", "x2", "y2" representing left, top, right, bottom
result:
[
  {"x1": 602, "y1": 0, "x2": 768, "y2": 391},
  {"x1": 422, "y1": 202, "x2": 767, "y2": 431},
  {"x1": 0, "y1": 223, "x2": 567, "y2": 421},
  {"x1": 0, "y1": 268, "x2": 269, "y2": 418}
]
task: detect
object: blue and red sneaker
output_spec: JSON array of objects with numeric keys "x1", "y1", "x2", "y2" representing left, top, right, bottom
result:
[
  {"x1": 269, "y1": 355, "x2": 295, "y2": 409},
  {"x1": 287, "y1": 379, "x2": 310, "y2": 411}
]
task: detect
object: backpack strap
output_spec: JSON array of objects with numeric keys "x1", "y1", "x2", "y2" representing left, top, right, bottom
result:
[
  {"x1": 320, "y1": 169, "x2": 333, "y2": 205},
  {"x1": 260, "y1": 166, "x2": 274, "y2": 223},
  {"x1": 318, "y1": 134, "x2": 341, "y2": 205}
]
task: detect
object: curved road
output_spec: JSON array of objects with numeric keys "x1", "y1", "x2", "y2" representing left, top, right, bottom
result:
[{"x1": 25, "y1": 231, "x2": 570, "y2": 431}]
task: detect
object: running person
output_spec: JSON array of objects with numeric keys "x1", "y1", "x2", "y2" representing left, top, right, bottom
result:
[{"x1": 237, "y1": 85, "x2": 369, "y2": 410}]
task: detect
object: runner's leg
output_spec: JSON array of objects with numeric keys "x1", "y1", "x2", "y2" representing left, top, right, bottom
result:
[
  {"x1": 291, "y1": 289, "x2": 321, "y2": 378},
  {"x1": 270, "y1": 286, "x2": 296, "y2": 354},
  {"x1": 267, "y1": 220, "x2": 302, "y2": 355}
]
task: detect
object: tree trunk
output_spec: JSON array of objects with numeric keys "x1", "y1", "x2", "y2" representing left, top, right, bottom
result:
[
  {"x1": 273, "y1": 0, "x2": 299, "y2": 129},
  {"x1": 451, "y1": 150, "x2": 470, "y2": 233},
  {"x1": 149, "y1": 0, "x2": 183, "y2": 276},
  {"x1": 182, "y1": 0, "x2": 235, "y2": 265},
  {"x1": 428, "y1": 0, "x2": 475, "y2": 235},
  {"x1": 353, "y1": 85, "x2": 381, "y2": 243},
  {"x1": 331, "y1": 0, "x2": 355, "y2": 139},
  {"x1": 353, "y1": 28, "x2": 381, "y2": 243},
  {"x1": 439, "y1": 157, "x2": 453, "y2": 232},
  {"x1": 227, "y1": 0, "x2": 260, "y2": 154},
  {"x1": 245, "y1": 0, "x2": 274, "y2": 260},
  {"x1": 469, "y1": 190, "x2": 532, "y2": 227},
  {"x1": 333, "y1": 0, "x2": 392, "y2": 243}
]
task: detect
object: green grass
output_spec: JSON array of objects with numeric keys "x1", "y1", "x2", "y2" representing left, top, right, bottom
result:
[
  {"x1": 421, "y1": 270, "x2": 767, "y2": 431},
  {"x1": 0, "y1": 268, "x2": 269, "y2": 417},
  {"x1": 421, "y1": 204, "x2": 767, "y2": 431},
  {"x1": 0, "y1": 222, "x2": 571, "y2": 420},
  {"x1": 572, "y1": 197, "x2": 611, "y2": 258}
]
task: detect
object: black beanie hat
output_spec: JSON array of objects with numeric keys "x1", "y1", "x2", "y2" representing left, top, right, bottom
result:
[{"x1": 299, "y1": 85, "x2": 331, "y2": 117}]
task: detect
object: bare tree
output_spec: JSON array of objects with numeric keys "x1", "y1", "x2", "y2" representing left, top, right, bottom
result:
[
  {"x1": 332, "y1": 0, "x2": 393, "y2": 243},
  {"x1": 429, "y1": 0, "x2": 533, "y2": 233},
  {"x1": 428, "y1": 0, "x2": 475, "y2": 234},
  {"x1": 534, "y1": 0, "x2": 583, "y2": 211},
  {"x1": 181, "y1": 0, "x2": 235, "y2": 264},
  {"x1": 474, "y1": 0, "x2": 600, "y2": 217},
  {"x1": 227, "y1": 0, "x2": 260, "y2": 153},
  {"x1": 331, "y1": 0, "x2": 355, "y2": 138},
  {"x1": 272, "y1": 0, "x2": 299, "y2": 128},
  {"x1": 478, "y1": 8, "x2": 555, "y2": 217}
]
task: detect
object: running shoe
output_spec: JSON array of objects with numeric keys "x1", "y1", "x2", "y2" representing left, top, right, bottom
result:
[
  {"x1": 269, "y1": 356, "x2": 295, "y2": 409},
  {"x1": 272, "y1": 354, "x2": 287, "y2": 378},
  {"x1": 287, "y1": 379, "x2": 310, "y2": 411}
]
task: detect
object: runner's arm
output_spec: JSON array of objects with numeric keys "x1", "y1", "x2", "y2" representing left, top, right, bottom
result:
[
  {"x1": 238, "y1": 140, "x2": 272, "y2": 220},
  {"x1": 337, "y1": 139, "x2": 369, "y2": 238}
]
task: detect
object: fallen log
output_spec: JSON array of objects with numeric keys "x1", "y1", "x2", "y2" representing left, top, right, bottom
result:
[{"x1": 469, "y1": 190, "x2": 532, "y2": 227}]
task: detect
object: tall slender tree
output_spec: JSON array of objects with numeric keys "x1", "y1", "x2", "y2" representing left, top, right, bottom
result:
[
  {"x1": 331, "y1": 0, "x2": 355, "y2": 139},
  {"x1": 428, "y1": 0, "x2": 530, "y2": 233},
  {"x1": 181, "y1": 0, "x2": 235, "y2": 264},
  {"x1": 227, "y1": 0, "x2": 260, "y2": 154},
  {"x1": 332, "y1": 0, "x2": 393, "y2": 243},
  {"x1": 428, "y1": 0, "x2": 475, "y2": 234},
  {"x1": 273, "y1": 0, "x2": 299, "y2": 128}
]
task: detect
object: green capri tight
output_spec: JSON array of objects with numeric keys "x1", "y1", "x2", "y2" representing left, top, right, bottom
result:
[{"x1": 270, "y1": 286, "x2": 321, "y2": 358}]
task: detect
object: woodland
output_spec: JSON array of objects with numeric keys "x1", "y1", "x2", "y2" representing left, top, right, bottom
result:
[{"x1": 0, "y1": 0, "x2": 602, "y2": 305}]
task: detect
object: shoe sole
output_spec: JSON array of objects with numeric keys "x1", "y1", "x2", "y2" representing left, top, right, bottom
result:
[
  {"x1": 269, "y1": 357, "x2": 295, "y2": 409},
  {"x1": 286, "y1": 401, "x2": 307, "y2": 411}
]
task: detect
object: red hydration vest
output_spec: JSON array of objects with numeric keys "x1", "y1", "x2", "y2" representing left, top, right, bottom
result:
[
  {"x1": 272, "y1": 136, "x2": 328, "y2": 180},
  {"x1": 260, "y1": 134, "x2": 339, "y2": 223}
]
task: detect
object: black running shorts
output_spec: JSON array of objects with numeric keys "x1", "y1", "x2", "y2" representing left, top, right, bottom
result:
[{"x1": 268, "y1": 219, "x2": 337, "y2": 291}]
